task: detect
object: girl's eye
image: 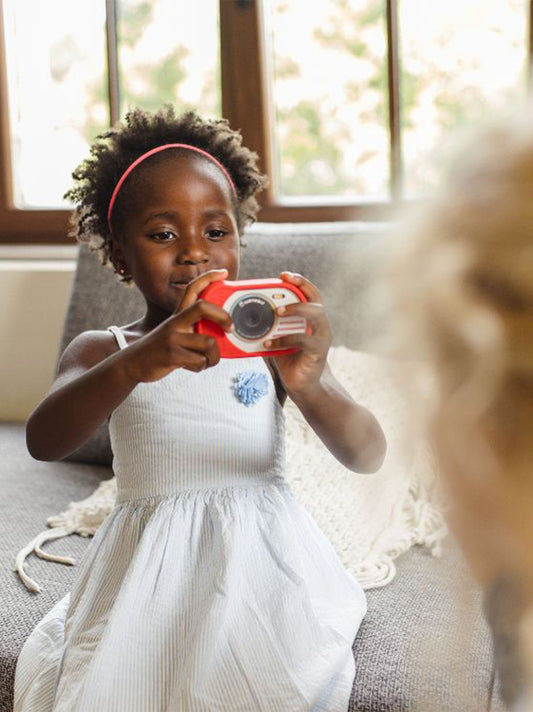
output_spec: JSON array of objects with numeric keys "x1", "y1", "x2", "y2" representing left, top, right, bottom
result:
[
  {"x1": 206, "y1": 229, "x2": 227, "y2": 241},
  {"x1": 151, "y1": 231, "x2": 175, "y2": 242}
]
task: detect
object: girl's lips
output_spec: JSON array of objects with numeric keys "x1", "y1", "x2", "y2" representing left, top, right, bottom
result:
[
  {"x1": 171, "y1": 282, "x2": 190, "y2": 290},
  {"x1": 170, "y1": 272, "x2": 208, "y2": 289}
]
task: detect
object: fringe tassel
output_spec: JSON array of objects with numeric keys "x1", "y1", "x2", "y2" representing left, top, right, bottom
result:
[
  {"x1": 13, "y1": 525, "x2": 77, "y2": 594},
  {"x1": 14, "y1": 478, "x2": 117, "y2": 593},
  {"x1": 350, "y1": 478, "x2": 448, "y2": 591}
]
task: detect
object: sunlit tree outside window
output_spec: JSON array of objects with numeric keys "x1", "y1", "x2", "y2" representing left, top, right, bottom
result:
[
  {"x1": 3, "y1": 0, "x2": 107, "y2": 208},
  {"x1": 270, "y1": 0, "x2": 390, "y2": 200},
  {"x1": 117, "y1": 0, "x2": 220, "y2": 119},
  {"x1": 270, "y1": 0, "x2": 529, "y2": 200},
  {"x1": 3, "y1": 0, "x2": 219, "y2": 209},
  {"x1": 399, "y1": 0, "x2": 529, "y2": 197},
  {"x1": 2, "y1": 0, "x2": 530, "y2": 209}
]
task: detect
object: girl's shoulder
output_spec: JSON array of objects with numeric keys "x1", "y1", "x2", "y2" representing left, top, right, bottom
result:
[
  {"x1": 57, "y1": 328, "x2": 121, "y2": 376},
  {"x1": 58, "y1": 320, "x2": 146, "y2": 376}
]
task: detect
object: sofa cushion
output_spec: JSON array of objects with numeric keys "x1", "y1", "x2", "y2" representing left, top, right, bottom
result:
[
  {"x1": 0, "y1": 423, "x2": 110, "y2": 712},
  {"x1": 0, "y1": 422, "x2": 500, "y2": 712}
]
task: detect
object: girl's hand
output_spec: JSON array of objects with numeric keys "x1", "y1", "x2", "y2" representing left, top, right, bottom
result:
[
  {"x1": 122, "y1": 269, "x2": 233, "y2": 384},
  {"x1": 263, "y1": 271, "x2": 386, "y2": 473},
  {"x1": 264, "y1": 271, "x2": 331, "y2": 396}
]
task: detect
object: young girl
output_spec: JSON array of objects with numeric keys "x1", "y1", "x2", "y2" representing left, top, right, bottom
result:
[{"x1": 14, "y1": 106, "x2": 386, "y2": 712}]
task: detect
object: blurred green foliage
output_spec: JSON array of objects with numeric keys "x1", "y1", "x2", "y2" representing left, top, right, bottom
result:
[{"x1": 79, "y1": 0, "x2": 526, "y2": 199}]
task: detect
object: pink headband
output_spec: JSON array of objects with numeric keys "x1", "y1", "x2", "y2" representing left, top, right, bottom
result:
[{"x1": 107, "y1": 143, "x2": 237, "y2": 232}]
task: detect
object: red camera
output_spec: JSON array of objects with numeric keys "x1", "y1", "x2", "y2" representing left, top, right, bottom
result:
[{"x1": 195, "y1": 279, "x2": 309, "y2": 358}]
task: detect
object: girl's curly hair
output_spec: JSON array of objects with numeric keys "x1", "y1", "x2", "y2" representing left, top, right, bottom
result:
[{"x1": 64, "y1": 106, "x2": 268, "y2": 281}]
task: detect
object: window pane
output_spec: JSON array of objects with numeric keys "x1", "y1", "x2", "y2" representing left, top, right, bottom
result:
[
  {"x1": 400, "y1": 0, "x2": 529, "y2": 197},
  {"x1": 3, "y1": 0, "x2": 108, "y2": 209},
  {"x1": 117, "y1": 0, "x2": 220, "y2": 119},
  {"x1": 269, "y1": 0, "x2": 390, "y2": 201}
]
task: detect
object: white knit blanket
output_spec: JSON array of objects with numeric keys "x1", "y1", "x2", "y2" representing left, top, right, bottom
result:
[{"x1": 15, "y1": 346, "x2": 447, "y2": 593}]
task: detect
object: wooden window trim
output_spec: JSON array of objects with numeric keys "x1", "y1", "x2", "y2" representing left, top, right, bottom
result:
[
  {"x1": 0, "y1": 0, "x2": 400, "y2": 244},
  {"x1": 219, "y1": 0, "x2": 399, "y2": 223},
  {"x1": 9, "y1": 0, "x2": 529, "y2": 242},
  {"x1": 0, "y1": 1, "x2": 70, "y2": 243}
]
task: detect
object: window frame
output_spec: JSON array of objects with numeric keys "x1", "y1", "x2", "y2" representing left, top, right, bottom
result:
[
  {"x1": 0, "y1": 2, "x2": 72, "y2": 243},
  {"x1": 1, "y1": 0, "x2": 531, "y2": 243}
]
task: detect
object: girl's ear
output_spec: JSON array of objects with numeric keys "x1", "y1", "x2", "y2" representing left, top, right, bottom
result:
[{"x1": 109, "y1": 239, "x2": 129, "y2": 276}]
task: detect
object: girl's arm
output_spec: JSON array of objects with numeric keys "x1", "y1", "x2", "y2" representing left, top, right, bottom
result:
[
  {"x1": 26, "y1": 330, "x2": 139, "y2": 461},
  {"x1": 285, "y1": 362, "x2": 386, "y2": 473},
  {"x1": 266, "y1": 272, "x2": 387, "y2": 474},
  {"x1": 27, "y1": 270, "x2": 233, "y2": 461}
]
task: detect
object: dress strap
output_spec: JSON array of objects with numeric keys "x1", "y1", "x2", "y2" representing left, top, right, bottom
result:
[{"x1": 107, "y1": 326, "x2": 129, "y2": 350}]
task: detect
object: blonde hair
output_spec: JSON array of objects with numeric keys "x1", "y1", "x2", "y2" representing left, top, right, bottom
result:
[
  {"x1": 388, "y1": 107, "x2": 533, "y2": 474},
  {"x1": 386, "y1": 105, "x2": 533, "y2": 704}
]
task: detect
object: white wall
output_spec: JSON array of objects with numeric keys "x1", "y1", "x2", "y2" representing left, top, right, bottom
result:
[{"x1": 0, "y1": 259, "x2": 75, "y2": 422}]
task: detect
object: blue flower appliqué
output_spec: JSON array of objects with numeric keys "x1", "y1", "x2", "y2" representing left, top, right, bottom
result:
[{"x1": 234, "y1": 370, "x2": 269, "y2": 407}]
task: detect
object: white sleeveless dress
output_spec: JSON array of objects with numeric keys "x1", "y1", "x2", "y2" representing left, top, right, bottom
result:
[{"x1": 14, "y1": 326, "x2": 366, "y2": 712}]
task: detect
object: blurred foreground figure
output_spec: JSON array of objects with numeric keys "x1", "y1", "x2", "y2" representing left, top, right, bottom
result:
[{"x1": 386, "y1": 105, "x2": 533, "y2": 711}]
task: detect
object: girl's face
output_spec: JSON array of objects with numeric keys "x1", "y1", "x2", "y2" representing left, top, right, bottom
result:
[{"x1": 112, "y1": 152, "x2": 240, "y2": 326}]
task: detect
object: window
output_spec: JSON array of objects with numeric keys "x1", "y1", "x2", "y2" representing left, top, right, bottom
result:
[{"x1": 0, "y1": 0, "x2": 531, "y2": 243}]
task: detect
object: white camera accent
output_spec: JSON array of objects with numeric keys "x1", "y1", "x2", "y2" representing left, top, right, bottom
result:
[{"x1": 223, "y1": 287, "x2": 307, "y2": 353}]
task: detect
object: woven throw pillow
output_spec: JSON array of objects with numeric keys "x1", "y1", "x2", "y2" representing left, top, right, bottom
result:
[{"x1": 284, "y1": 345, "x2": 447, "y2": 589}]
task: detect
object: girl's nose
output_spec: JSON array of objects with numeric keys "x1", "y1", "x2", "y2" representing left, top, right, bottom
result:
[{"x1": 176, "y1": 234, "x2": 209, "y2": 265}]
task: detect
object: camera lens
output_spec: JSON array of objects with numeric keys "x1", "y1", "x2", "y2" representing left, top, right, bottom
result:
[{"x1": 231, "y1": 295, "x2": 275, "y2": 340}]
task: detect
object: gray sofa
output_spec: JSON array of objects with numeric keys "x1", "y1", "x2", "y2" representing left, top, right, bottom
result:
[{"x1": 1, "y1": 222, "x2": 506, "y2": 711}]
